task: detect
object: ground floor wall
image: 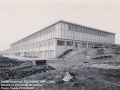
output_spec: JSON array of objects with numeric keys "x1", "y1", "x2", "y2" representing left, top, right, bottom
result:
[
  {"x1": 9, "y1": 38, "x2": 113, "y2": 59},
  {"x1": 55, "y1": 38, "x2": 113, "y2": 57}
]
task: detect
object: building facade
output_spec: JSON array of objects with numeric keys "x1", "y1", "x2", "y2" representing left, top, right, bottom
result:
[{"x1": 8, "y1": 20, "x2": 115, "y2": 58}]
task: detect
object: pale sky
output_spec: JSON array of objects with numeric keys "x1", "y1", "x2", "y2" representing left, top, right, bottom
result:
[{"x1": 0, "y1": 0, "x2": 120, "y2": 51}]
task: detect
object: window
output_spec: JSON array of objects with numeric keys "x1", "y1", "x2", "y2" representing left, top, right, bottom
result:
[
  {"x1": 35, "y1": 43, "x2": 39, "y2": 48},
  {"x1": 34, "y1": 44, "x2": 36, "y2": 48},
  {"x1": 44, "y1": 41, "x2": 48, "y2": 47},
  {"x1": 45, "y1": 50, "x2": 49, "y2": 57},
  {"x1": 67, "y1": 41, "x2": 73, "y2": 46},
  {"x1": 28, "y1": 45, "x2": 30, "y2": 49},
  {"x1": 69, "y1": 24, "x2": 75, "y2": 31},
  {"x1": 93, "y1": 30, "x2": 96, "y2": 35},
  {"x1": 96, "y1": 31, "x2": 99, "y2": 36},
  {"x1": 49, "y1": 40, "x2": 54, "y2": 46},
  {"x1": 49, "y1": 27, "x2": 52, "y2": 33},
  {"x1": 56, "y1": 24, "x2": 59, "y2": 30},
  {"x1": 64, "y1": 23, "x2": 69, "y2": 30},
  {"x1": 46, "y1": 28, "x2": 48, "y2": 34},
  {"x1": 84, "y1": 28, "x2": 87, "y2": 33},
  {"x1": 100, "y1": 31, "x2": 102, "y2": 36},
  {"x1": 53, "y1": 25, "x2": 55, "y2": 32},
  {"x1": 87, "y1": 29, "x2": 91, "y2": 34},
  {"x1": 79, "y1": 26, "x2": 82, "y2": 33},
  {"x1": 42, "y1": 30, "x2": 45, "y2": 35},
  {"x1": 75, "y1": 25, "x2": 77, "y2": 31},
  {"x1": 21, "y1": 47, "x2": 23, "y2": 50},
  {"x1": 68, "y1": 24, "x2": 72, "y2": 30},
  {"x1": 51, "y1": 26, "x2": 53, "y2": 32},
  {"x1": 39, "y1": 31, "x2": 41, "y2": 36},
  {"x1": 71, "y1": 25, "x2": 74, "y2": 31},
  {"x1": 32, "y1": 44, "x2": 34, "y2": 48},
  {"x1": 81, "y1": 27, "x2": 84, "y2": 33},
  {"x1": 54, "y1": 25, "x2": 56, "y2": 30},
  {"x1": 76, "y1": 26, "x2": 79, "y2": 32},
  {"x1": 50, "y1": 50, "x2": 54, "y2": 58},
  {"x1": 61, "y1": 23, "x2": 64, "y2": 29},
  {"x1": 40, "y1": 51, "x2": 43, "y2": 57},
  {"x1": 22, "y1": 46, "x2": 24, "y2": 50},
  {"x1": 106, "y1": 33, "x2": 109, "y2": 37},
  {"x1": 57, "y1": 40, "x2": 65, "y2": 45},
  {"x1": 98, "y1": 31, "x2": 100, "y2": 36},
  {"x1": 39, "y1": 42, "x2": 43, "y2": 47},
  {"x1": 44, "y1": 29, "x2": 47, "y2": 34},
  {"x1": 29, "y1": 45, "x2": 31, "y2": 49},
  {"x1": 111, "y1": 34, "x2": 114, "y2": 39}
]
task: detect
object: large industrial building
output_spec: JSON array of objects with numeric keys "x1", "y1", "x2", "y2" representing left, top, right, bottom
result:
[{"x1": 5, "y1": 20, "x2": 115, "y2": 59}]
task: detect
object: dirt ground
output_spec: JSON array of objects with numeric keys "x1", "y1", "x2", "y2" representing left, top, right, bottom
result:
[{"x1": 0, "y1": 55, "x2": 120, "y2": 90}]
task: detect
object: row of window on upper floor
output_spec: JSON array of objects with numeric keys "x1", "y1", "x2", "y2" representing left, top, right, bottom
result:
[
  {"x1": 11, "y1": 23, "x2": 60, "y2": 46},
  {"x1": 12, "y1": 22, "x2": 115, "y2": 46},
  {"x1": 61, "y1": 22, "x2": 114, "y2": 38},
  {"x1": 22, "y1": 23, "x2": 61, "y2": 42},
  {"x1": 23, "y1": 22, "x2": 114, "y2": 42},
  {"x1": 57, "y1": 40, "x2": 73, "y2": 46}
]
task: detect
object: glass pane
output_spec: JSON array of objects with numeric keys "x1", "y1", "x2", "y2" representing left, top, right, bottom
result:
[
  {"x1": 57, "y1": 40, "x2": 65, "y2": 45},
  {"x1": 67, "y1": 41, "x2": 73, "y2": 46}
]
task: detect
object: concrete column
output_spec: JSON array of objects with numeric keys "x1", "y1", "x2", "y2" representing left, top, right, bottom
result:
[
  {"x1": 80, "y1": 42, "x2": 82, "y2": 48},
  {"x1": 54, "y1": 39, "x2": 57, "y2": 58},
  {"x1": 65, "y1": 40, "x2": 67, "y2": 51},
  {"x1": 72, "y1": 41, "x2": 75, "y2": 49},
  {"x1": 93, "y1": 43, "x2": 95, "y2": 48},
  {"x1": 87, "y1": 43, "x2": 89, "y2": 48}
]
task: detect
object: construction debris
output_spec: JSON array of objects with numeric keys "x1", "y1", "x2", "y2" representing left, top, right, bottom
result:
[
  {"x1": 62, "y1": 72, "x2": 73, "y2": 82},
  {"x1": 58, "y1": 48, "x2": 115, "y2": 60}
]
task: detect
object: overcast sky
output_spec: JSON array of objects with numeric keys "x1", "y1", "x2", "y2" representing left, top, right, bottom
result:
[{"x1": 0, "y1": 0, "x2": 120, "y2": 51}]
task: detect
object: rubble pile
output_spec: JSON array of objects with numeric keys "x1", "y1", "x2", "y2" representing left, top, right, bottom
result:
[
  {"x1": 104, "y1": 48, "x2": 114, "y2": 54},
  {"x1": 64, "y1": 49, "x2": 94, "y2": 60},
  {"x1": 62, "y1": 48, "x2": 115, "y2": 60}
]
